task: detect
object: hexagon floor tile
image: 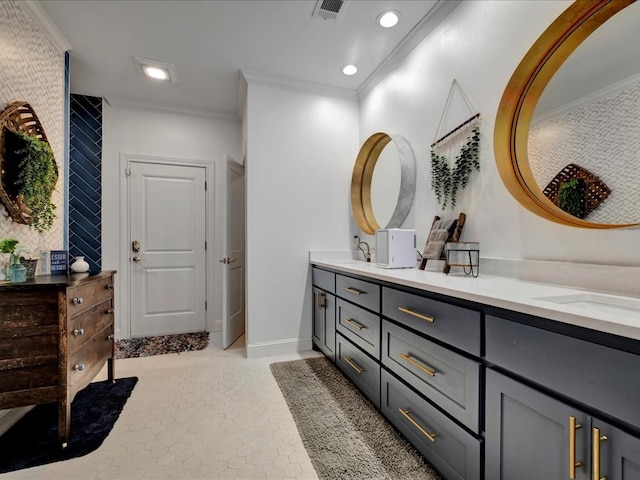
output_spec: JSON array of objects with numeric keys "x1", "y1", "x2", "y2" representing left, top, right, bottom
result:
[{"x1": 0, "y1": 334, "x2": 321, "y2": 480}]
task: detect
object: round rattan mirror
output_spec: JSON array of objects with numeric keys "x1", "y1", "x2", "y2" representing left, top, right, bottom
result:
[
  {"x1": 494, "y1": 0, "x2": 640, "y2": 229},
  {"x1": 351, "y1": 133, "x2": 416, "y2": 235}
]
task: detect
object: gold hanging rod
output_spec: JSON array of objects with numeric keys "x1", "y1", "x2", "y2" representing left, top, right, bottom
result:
[{"x1": 431, "y1": 113, "x2": 480, "y2": 148}]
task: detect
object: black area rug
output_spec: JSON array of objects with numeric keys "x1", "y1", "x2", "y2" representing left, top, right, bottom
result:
[
  {"x1": 115, "y1": 331, "x2": 209, "y2": 358},
  {"x1": 270, "y1": 357, "x2": 440, "y2": 480},
  {"x1": 0, "y1": 377, "x2": 138, "y2": 474}
]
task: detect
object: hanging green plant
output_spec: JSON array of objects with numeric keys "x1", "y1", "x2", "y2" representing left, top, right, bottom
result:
[
  {"x1": 5, "y1": 128, "x2": 58, "y2": 232},
  {"x1": 430, "y1": 126, "x2": 480, "y2": 209},
  {"x1": 557, "y1": 177, "x2": 586, "y2": 219}
]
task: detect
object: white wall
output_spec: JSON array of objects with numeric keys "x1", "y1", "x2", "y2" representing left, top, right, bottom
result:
[
  {"x1": 102, "y1": 103, "x2": 242, "y2": 337},
  {"x1": 244, "y1": 81, "x2": 359, "y2": 357},
  {"x1": 358, "y1": 0, "x2": 640, "y2": 268}
]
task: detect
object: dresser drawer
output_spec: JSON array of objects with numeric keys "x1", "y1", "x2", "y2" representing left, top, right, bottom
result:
[
  {"x1": 312, "y1": 267, "x2": 335, "y2": 294},
  {"x1": 336, "y1": 333, "x2": 380, "y2": 408},
  {"x1": 336, "y1": 298, "x2": 380, "y2": 359},
  {"x1": 68, "y1": 299, "x2": 114, "y2": 355},
  {"x1": 381, "y1": 370, "x2": 481, "y2": 480},
  {"x1": 486, "y1": 314, "x2": 640, "y2": 430},
  {"x1": 66, "y1": 275, "x2": 114, "y2": 319},
  {"x1": 69, "y1": 325, "x2": 114, "y2": 396},
  {"x1": 382, "y1": 320, "x2": 481, "y2": 433},
  {"x1": 336, "y1": 274, "x2": 380, "y2": 312},
  {"x1": 382, "y1": 287, "x2": 481, "y2": 356}
]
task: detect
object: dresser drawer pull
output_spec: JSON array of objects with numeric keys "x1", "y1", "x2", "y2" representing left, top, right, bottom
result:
[
  {"x1": 72, "y1": 297, "x2": 84, "y2": 305},
  {"x1": 399, "y1": 353, "x2": 436, "y2": 377},
  {"x1": 592, "y1": 427, "x2": 607, "y2": 480},
  {"x1": 398, "y1": 306, "x2": 435, "y2": 323},
  {"x1": 107, "y1": 308, "x2": 115, "y2": 315},
  {"x1": 569, "y1": 416, "x2": 583, "y2": 479},
  {"x1": 344, "y1": 318, "x2": 366, "y2": 330},
  {"x1": 343, "y1": 356, "x2": 364, "y2": 374},
  {"x1": 107, "y1": 283, "x2": 114, "y2": 289},
  {"x1": 343, "y1": 287, "x2": 365, "y2": 295},
  {"x1": 107, "y1": 334, "x2": 115, "y2": 341},
  {"x1": 73, "y1": 328, "x2": 85, "y2": 336},
  {"x1": 74, "y1": 363, "x2": 85, "y2": 372},
  {"x1": 399, "y1": 408, "x2": 438, "y2": 443}
]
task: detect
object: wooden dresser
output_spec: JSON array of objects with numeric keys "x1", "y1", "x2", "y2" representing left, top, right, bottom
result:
[{"x1": 0, "y1": 271, "x2": 116, "y2": 446}]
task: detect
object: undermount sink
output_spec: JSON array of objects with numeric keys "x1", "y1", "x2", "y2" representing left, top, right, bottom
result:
[{"x1": 535, "y1": 293, "x2": 640, "y2": 316}]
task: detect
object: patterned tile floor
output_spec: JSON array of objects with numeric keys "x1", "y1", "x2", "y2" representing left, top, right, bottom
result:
[{"x1": 1, "y1": 334, "x2": 322, "y2": 480}]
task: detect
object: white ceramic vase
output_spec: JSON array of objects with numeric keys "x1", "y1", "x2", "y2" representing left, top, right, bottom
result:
[{"x1": 70, "y1": 256, "x2": 90, "y2": 273}]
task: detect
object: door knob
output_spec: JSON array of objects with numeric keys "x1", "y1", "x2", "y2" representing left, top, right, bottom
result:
[
  {"x1": 132, "y1": 240, "x2": 141, "y2": 253},
  {"x1": 132, "y1": 256, "x2": 143, "y2": 263}
]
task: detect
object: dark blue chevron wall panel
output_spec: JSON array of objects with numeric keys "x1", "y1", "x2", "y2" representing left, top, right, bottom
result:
[{"x1": 69, "y1": 94, "x2": 102, "y2": 273}]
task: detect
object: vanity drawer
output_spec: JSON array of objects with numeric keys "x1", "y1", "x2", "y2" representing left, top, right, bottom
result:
[
  {"x1": 336, "y1": 274, "x2": 380, "y2": 312},
  {"x1": 312, "y1": 267, "x2": 335, "y2": 294},
  {"x1": 336, "y1": 298, "x2": 380, "y2": 359},
  {"x1": 336, "y1": 333, "x2": 380, "y2": 408},
  {"x1": 382, "y1": 287, "x2": 481, "y2": 356},
  {"x1": 486, "y1": 315, "x2": 640, "y2": 430},
  {"x1": 66, "y1": 275, "x2": 114, "y2": 319},
  {"x1": 382, "y1": 320, "x2": 481, "y2": 433},
  {"x1": 68, "y1": 299, "x2": 114, "y2": 355},
  {"x1": 381, "y1": 370, "x2": 481, "y2": 480}
]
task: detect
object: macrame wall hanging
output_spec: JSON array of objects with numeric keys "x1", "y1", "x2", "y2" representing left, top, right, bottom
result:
[{"x1": 430, "y1": 79, "x2": 481, "y2": 210}]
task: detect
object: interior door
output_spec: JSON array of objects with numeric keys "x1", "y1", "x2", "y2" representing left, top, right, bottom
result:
[
  {"x1": 221, "y1": 158, "x2": 245, "y2": 348},
  {"x1": 129, "y1": 161, "x2": 206, "y2": 337}
]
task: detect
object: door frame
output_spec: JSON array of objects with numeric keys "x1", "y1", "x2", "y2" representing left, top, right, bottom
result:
[{"x1": 119, "y1": 153, "x2": 215, "y2": 339}]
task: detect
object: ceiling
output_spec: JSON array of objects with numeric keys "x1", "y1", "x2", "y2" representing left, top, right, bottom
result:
[{"x1": 37, "y1": 0, "x2": 448, "y2": 119}]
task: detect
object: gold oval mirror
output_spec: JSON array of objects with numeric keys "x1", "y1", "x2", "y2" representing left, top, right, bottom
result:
[
  {"x1": 351, "y1": 132, "x2": 416, "y2": 235},
  {"x1": 494, "y1": 0, "x2": 640, "y2": 228}
]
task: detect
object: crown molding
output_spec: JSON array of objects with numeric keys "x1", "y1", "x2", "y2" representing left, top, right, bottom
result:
[
  {"x1": 241, "y1": 70, "x2": 358, "y2": 103},
  {"x1": 21, "y1": 1, "x2": 72, "y2": 53},
  {"x1": 357, "y1": 0, "x2": 462, "y2": 99},
  {"x1": 104, "y1": 95, "x2": 240, "y2": 122},
  {"x1": 532, "y1": 71, "x2": 640, "y2": 125}
]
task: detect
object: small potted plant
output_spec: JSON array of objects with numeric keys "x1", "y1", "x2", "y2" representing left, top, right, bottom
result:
[{"x1": 0, "y1": 238, "x2": 30, "y2": 282}]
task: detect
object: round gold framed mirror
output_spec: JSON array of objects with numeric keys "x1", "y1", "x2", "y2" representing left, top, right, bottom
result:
[
  {"x1": 494, "y1": 0, "x2": 640, "y2": 229},
  {"x1": 351, "y1": 132, "x2": 416, "y2": 235}
]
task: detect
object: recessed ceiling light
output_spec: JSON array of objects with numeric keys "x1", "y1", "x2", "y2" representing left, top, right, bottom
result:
[
  {"x1": 377, "y1": 10, "x2": 399, "y2": 28},
  {"x1": 341, "y1": 64, "x2": 358, "y2": 76},
  {"x1": 133, "y1": 56, "x2": 177, "y2": 83},
  {"x1": 142, "y1": 65, "x2": 170, "y2": 81}
]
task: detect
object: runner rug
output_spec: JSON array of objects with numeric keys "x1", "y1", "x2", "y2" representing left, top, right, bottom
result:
[{"x1": 270, "y1": 356, "x2": 441, "y2": 480}]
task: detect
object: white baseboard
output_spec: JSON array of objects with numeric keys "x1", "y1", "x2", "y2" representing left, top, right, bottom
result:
[
  {"x1": 246, "y1": 338, "x2": 313, "y2": 358},
  {"x1": 0, "y1": 406, "x2": 33, "y2": 436},
  {"x1": 210, "y1": 319, "x2": 222, "y2": 332}
]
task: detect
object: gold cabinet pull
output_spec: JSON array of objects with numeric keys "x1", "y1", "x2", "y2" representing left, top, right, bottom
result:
[
  {"x1": 399, "y1": 353, "x2": 436, "y2": 377},
  {"x1": 316, "y1": 291, "x2": 325, "y2": 310},
  {"x1": 343, "y1": 356, "x2": 363, "y2": 374},
  {"x1": 398, "y1": 307, "x2": 435, "y2": 323},
  {"x1": 398, "y1": 408, "x2": 438, "y2": 443},
  {"x1": 569, "y1": 416, "x2": 582, "y2": 479},
  {"x1": 592, "y1": 427, "x2": 607, "y2": 480},
  {"x1": 343, "y1": 287, "x2": 365, "y2": 295},
  {"x1": 344, "y1": 318, "x2": 365, "y2": 330}
]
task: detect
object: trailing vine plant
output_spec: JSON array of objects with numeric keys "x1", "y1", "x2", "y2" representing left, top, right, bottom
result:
[{"x1": 430, "y1": 126, "x2": 480, "y2": 209}]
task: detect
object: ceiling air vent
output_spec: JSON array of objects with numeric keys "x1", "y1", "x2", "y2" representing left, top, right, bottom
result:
[{"x1": 312, "y1": 0, "x2": 346, "y2": 21}]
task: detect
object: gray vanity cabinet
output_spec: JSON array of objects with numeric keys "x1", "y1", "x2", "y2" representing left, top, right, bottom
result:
[
  {"x1": 312, "y1": 267, "x2": 336, "y2": 361},
  {"x1": 486, "y1": 369, "x2": 640, "y2": 480},
  {"x1": 312, "y1": 286, "x2": 335, "y2": 361}
]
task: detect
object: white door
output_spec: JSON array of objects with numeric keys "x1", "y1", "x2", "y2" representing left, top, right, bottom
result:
[
  {"x1": 129, "y1": 161, "x2": 207, "y2": 337},
  {"x1": 221, "y1": 158, "x2": 245, "y2": 348}
]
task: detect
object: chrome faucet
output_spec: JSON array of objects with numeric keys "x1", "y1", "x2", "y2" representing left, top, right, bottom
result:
[{"x1": 354, "y1": 235, "x2": 371, "y2": 262}]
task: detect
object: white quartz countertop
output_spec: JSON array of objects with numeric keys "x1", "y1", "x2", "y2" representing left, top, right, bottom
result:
[{"x1": 310, "y1": 254, "x2": 640, "y2": 342}]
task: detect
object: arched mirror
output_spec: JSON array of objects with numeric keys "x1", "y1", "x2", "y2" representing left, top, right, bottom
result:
[
  {"x1": 495, "y1": 0, "x2": 640, "y2": 228},
  {"x1": 351, "y1": 133, "x2": 416, "y2": 235}
]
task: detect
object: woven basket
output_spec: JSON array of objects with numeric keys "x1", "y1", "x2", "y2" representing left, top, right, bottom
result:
[
  {"x1": 543, "y1": 164, "x2": 610, "y2": 217},
  {"x1": 0, "y1": 101, "x2": 57, "y2": 224}
]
